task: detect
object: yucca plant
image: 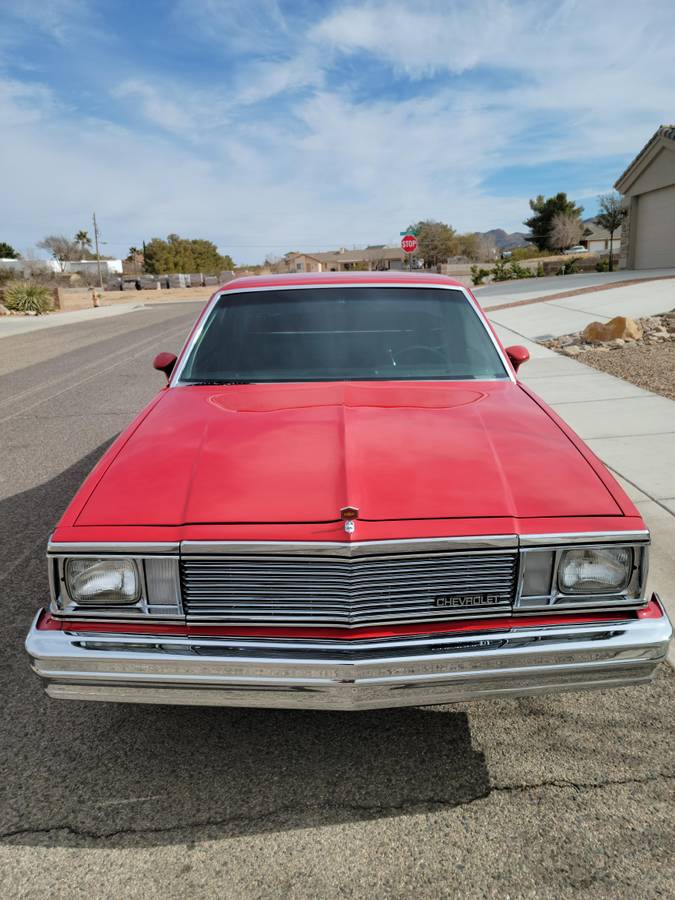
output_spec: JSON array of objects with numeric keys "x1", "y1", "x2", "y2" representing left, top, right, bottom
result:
[{"x1": 3, "y1": 282, "x2": 53, "y2": 314}]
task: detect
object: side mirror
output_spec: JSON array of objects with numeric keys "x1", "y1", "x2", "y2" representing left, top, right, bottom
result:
[
  {"x1": 505, "y1": 345, "x2": 530, "y2": 373},
  {"x1": 153, "y1": 352, "x2": 177, "y2": 381}
]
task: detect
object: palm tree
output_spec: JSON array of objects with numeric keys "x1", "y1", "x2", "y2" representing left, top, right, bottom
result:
[
  {"x1": 595, "y1": 193, "x2": 627, "y2": 272},
  {"x1": 75, "y1": 229, "x2": 92, "y2": 258},
  {"x1": 127, "y1": 246, "x2": 141, "y2": 261}
]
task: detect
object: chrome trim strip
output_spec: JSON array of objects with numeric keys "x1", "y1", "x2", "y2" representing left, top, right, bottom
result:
[
  {"x1": 180, "y1": 536, "x2": 518, "y2": 556},
  {"x1": 51, "y1": 612, "x2": 185, "y2": 624},
  {"x1": 48, "y1": 542, "x2": 180, "y2": 555},
  {"x1": 26, "y1": 602, "x2": 672, "y2": 710},
  {"x1": 50, "y1": 534, "x2": 645, "y2": 558},
  {"x1": 44, "y1": 674, "x2": 657, "y2": 708},
  {"x1": 519, "y1": 531, "x2": 649, "y2": 547},
  {"x1": 170, "y1": 280, "x2": 515, "y2": 386}
]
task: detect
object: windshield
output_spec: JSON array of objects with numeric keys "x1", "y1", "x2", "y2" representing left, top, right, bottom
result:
[{"x1": 179, "y1": 286, "x2": 508, "y2": 383}]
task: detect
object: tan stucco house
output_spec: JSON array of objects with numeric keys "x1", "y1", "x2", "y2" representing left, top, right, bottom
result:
[
  {"x1": 581, "y1": 220, "x2": 621, "y2": 254},
  {"x1": 272, "y1": 246, "x2": 407, "y2": 273},
  {"x1": 615, "y1": 125, "x2": 675, "y2": 269}
]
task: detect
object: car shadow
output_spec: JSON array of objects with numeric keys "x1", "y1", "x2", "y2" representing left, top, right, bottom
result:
[{"x1": 1, "y1": 444, "x2": 490, "y2": 848}]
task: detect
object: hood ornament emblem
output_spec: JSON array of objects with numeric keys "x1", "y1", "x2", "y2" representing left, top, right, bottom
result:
[{"x1": 340, "y1": 506, "x2": 359, "y2": 534}]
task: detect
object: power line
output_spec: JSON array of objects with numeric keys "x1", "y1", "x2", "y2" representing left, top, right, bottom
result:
[{"x1": 92, "y1": 212, "x2": 103, "y2": 289}]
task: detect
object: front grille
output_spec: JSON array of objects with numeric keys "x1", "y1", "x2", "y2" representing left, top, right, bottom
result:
[{"x1": 181, "y1": 551, "x2": 518, "y2": 626}]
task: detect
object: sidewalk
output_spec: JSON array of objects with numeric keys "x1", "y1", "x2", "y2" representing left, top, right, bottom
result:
[
  {"x1": 487, "y1": 277, "x2": 675, "y2": 340},
  {"x1": 0, "y1": 296, "x2": 204, "y2": 339},
  {"x1": 488, "y1": 286, "x2": 675, "y2": 662}
]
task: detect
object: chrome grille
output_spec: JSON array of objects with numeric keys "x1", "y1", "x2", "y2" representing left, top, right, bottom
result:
[{"x1": 181, "y1": 551, "x2": 518, "y2": 626}]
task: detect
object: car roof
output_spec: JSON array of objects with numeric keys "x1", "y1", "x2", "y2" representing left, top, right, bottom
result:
[{"x1": 218, "y1": 271, "x2": 467, "y2": 292}]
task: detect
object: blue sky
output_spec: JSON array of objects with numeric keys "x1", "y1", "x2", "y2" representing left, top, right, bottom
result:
[{"x1": 1, "y1": 0, "x2": 672, "y2": 263}]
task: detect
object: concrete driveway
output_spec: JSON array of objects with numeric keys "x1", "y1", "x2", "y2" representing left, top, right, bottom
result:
[
  {"x1": 1, "y1": 302, "x2": 673, "y2": 898},
  {"x1": 474, "y1": 268, "x2": 675, "y2": 308}
]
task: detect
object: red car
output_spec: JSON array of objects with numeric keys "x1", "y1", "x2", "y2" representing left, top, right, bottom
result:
[{"x1": 26, "y1": 272, "x2": 671, "y2": 709}]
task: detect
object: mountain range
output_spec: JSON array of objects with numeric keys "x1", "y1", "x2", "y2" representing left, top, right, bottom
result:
[{"x1": 477, "y1": 229, "x2": 531, "y2": 250}]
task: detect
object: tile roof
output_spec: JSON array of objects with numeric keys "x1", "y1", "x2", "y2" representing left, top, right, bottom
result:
[
  {"x1": 615, "y1": 124, "x2": 675, "y2": 190},
  {"x1": 582, "y1": 219, "x2": 622, "y2": 241}
]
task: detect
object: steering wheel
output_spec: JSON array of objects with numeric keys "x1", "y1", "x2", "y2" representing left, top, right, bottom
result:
[{"x1": 391, "y1": 345, "x2": 446, "y2": 365}]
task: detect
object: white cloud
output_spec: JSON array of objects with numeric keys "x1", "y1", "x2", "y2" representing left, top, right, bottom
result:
[
  {"x1": 113, "y1": 80, "x2": 233, "y2": 135},
  {"x1": 172, "y1": 0, "x2": 290, "y2": 55},
  {"x1": 1, "y1": 0, "x2": 673, "y2": 260},
  {"x1": 310, "y1": 0, "x2": 674, "y2": 165},
  {"x1": 0, "y1": 72, "x2": 528, "y2": 260},
  {"x1": 311, "y1": 1, "x2": 521, "y2": 77},
  {"x1": 2, "y1": 0, "x2": 100, "y2": 44}
]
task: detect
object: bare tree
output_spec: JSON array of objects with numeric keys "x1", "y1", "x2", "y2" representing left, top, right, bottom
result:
[
  {"x1": 595, "y1": 192, "x2": 627, "y2": 272},
  {"x1": 473, "y1": 234, "x2": 498, "y2": 262},
  {"x1": 548, "y1": 213, "x2": 583, "y2": 253},
  {"x1": 36, "y1": 235, "x2": 79, "y2": 271}
]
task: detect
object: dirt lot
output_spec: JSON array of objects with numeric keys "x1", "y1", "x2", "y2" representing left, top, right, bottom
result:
[{"x1": 578, "y1": 343, "x2": 675, "y2": 401}]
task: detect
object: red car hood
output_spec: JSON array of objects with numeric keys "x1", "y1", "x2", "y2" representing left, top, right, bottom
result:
[{"x1": 75, "y1": 381, "x2": 620, "y2": 526}]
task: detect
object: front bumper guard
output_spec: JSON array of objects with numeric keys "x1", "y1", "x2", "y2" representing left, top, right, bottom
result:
[{"x1": 26, "y1": 599, "x2": 672, "y2": 710}]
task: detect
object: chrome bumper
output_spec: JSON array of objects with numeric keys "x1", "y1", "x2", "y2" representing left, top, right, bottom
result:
[{"x1": 26, "y1": 602, "x2": 672, "y2": 710}]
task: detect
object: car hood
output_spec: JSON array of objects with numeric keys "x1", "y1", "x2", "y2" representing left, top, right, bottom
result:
[{"x1": 75, "y1": 381, "x2": 620, "y2": 526}]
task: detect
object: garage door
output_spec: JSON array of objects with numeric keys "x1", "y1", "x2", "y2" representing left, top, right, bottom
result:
[{"x1": 634, "y1": 184, "x2": 675, "y2": 268}]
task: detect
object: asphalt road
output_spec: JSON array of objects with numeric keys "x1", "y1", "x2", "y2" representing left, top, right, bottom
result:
[{"x1": 1, "y1": 303, "x2": 673, "y2": 899}]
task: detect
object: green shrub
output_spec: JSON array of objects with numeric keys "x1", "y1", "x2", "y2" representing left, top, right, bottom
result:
[
  {"x1": 556, "y1": 256, "x2": 584, "y2": 276},
  {"x1": 595, "y1": 257, "x2": 609, "y2": 272},
  {"x1": 3, "y1": 281, "x2": 53, "y2": 314},
  {"x1": 507, "y1": 260, "x2": 533, "y2": 279},
  {"x1": 470, "y1": 264, "x2": 491, "y2": 286},
  {"x1": 490, "y1": 260, "x2": 512, "y2": 281}
]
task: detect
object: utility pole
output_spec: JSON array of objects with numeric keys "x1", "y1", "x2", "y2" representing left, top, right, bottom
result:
[{"x1": 92, "y1": 211, "x2": 103, "y2": 289}]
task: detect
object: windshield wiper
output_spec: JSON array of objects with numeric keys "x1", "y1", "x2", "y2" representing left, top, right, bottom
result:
[{"x1": 182, "y1": 379, "x2": 253, "y2": 386}]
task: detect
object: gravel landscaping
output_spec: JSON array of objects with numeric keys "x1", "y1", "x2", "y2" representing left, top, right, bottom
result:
[
  {"x1": 577, "y1": 342, "x2": 675, "y2": 401},
  {"x1": 542, "y1": 309, "x2": 675, "y2": 401}
]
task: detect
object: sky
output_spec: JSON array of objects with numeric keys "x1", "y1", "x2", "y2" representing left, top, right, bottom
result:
[{"x1": 1, "y1": 0, "x2": 672, "y2": 264}]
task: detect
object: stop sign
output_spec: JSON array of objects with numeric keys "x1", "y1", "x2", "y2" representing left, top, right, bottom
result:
[{"x1": 401, "y1": 234, "x2": 417, "y2": 253}]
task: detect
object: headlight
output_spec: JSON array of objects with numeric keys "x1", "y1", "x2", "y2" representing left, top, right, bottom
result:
[
  {"x1": 558, "y1": 547, "x2": 632, "y2": 594},
  {"x1": 65, "y1": 558, "x2": 140, "y2": 605}
]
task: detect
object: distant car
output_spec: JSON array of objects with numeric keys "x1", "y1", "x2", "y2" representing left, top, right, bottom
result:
[
  {"x1": 500, "y1": 250, "x2": 513, "y2": 259},
  {"x1": 564, "y1": 245, "x2": 589, "y2": 255},
  {"x1": 26, "y1": 272, "x2": 671, "y2": 710}
]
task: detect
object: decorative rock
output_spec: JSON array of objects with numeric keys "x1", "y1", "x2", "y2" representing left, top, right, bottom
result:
[
  {"x1": 607, "y1": 339, "x2": 625, "y2": 348},
  {"x1": 0, "y1": 303, "x2": 10, "y2": 316},
  {"x1": 582, "y1": 316, "x2": 643, "y2": 343},
  {"x1": 562, "y1": 345, "x2": 581, "y2": 357}
]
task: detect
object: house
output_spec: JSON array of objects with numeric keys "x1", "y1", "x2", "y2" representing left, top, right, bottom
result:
[
  {"x1": 0, "y1": 258, "x2": 123, "y2": 277},
  {"x1": 281, "y1": 252, "x2": 324, "y2": 273},
  {"x1": 0, "y1": 258, "x2": 60, "y2": 276},
  {"x1": 615, "y1": 125, "x2": 675, "y2": 269},
  {"x1": 63, "y1": 259, "x2": 123, "y2": 275},
  {"x1": 313, "y1": 246, "x2": 407, "y2": 271},
  {"x1": 581, "y1": 219, "x2": 621, "y2": 254},
  {"x1": 271, "y1": 246, "x2": 408, "y2": 273}
]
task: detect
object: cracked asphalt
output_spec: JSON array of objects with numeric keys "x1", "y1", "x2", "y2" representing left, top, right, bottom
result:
[{"x1": 1, "y1": 302, "x2": 673, "y2": 899}]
